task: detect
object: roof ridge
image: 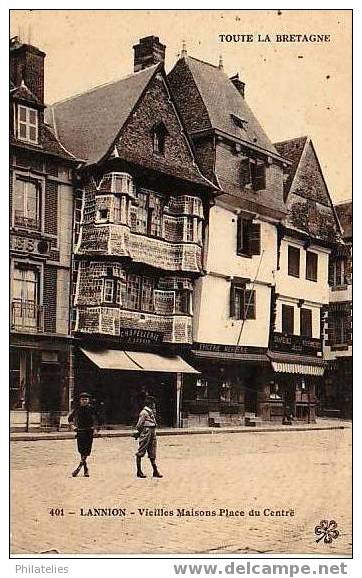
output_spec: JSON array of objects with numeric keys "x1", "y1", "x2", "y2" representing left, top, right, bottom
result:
[
  {"x1": 187, "y1": 55, "x2": 222, "y2": 70},
  {"x1": 50, "y1": 63, "x2": 159, "y2": 107},
  {"x1": 274, "y1": 135, "x2": 309, "y2": 146}
]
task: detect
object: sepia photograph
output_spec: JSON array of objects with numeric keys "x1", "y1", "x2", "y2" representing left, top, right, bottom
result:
[{"x1": 9, "y1": 9, "x2": 352, "y2": 557}]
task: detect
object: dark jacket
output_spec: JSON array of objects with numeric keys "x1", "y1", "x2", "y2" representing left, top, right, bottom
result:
[{"x1": 68, "y1": 405, "x2": 102, "y2": 430}]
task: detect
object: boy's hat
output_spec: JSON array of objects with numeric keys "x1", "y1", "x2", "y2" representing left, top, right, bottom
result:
[
  {"x1": 79, "y1": 391, "x2": 91, "y2": 399},
  {"x1": 145, "y1": 394, "x2": 156, "y2": 403}
]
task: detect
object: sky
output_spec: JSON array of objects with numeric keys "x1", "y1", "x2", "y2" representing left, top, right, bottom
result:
[{"x1": 10, "y1": 9, "x2": 352, "y2": 203}]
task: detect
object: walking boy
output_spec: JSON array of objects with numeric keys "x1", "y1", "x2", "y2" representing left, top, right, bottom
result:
[
  {"x1": 68, "y1": 392, "x2": 102, "y2": 477},
  {"x1": 134, "y1": 394, "x2": 163, "y2": 478}
]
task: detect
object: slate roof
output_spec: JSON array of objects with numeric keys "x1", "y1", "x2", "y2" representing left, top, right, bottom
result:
[
  {"x1": 335, "y1": 201, "x2": 352, "y2": 240},
  {"x1": 10, "y1": 123, "x2": 77, "y2": 161},
  {"x1": 274, "y1": 136, "x2": 308, "y2": 194},
  {"x1": 46, "y1": 64, "x2": 159, "y2": 164},
  {"x1": 179, "y1": 56, "x2": 279, "y2": 157}
]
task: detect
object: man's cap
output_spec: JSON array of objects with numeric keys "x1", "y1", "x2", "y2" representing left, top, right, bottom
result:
[
  {"x1": 79, "y1": 392, "x2": 91, "y2": 399},
  {"x1": 145, "y1": 394, "x2": 156, "y2": 402}
]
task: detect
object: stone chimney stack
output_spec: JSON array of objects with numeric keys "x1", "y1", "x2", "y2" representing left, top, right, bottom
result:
[
  {"x1": 230, "y1": 73, "x2": 245, "y2": 99},
  {"x1": 10, "y1": 36, "x2": 45, "y2": 103},
  {"x1": 133, "y1": 36, "x2": 166, "y2": 73}
]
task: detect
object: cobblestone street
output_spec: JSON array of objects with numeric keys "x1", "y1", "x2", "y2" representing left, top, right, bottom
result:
[{"x1": 11, "y1": 426, "x2": 352, "y2": 556}]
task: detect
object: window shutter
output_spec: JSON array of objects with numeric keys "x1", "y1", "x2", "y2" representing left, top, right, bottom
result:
[
  {"x1": 328, "y1": 256, "x2": 334, "y2": 285},
  {"x1": 282, "y1": 304, "x2": 294, "y2": 334},
  {"x1": 288, "y1": 246, "x2": 300, "y2": 277},
  {"x1": 244, "y1": 289, "x2": 256, "y2": 319},
  {"x1": 240, "y1": 158, "x2": 251, "y2": 186},
  {"x1": 248, "y1": 223, "x2": 261, "y2": 255},
  {"x1": 300, "y1": 308, "x2": 312, "y2": 338},
  {"x1": 252, "y1": 161, "x2": 266, "y2": 191},
  {"x1": 230, "y1": 284, "x2": 236, "y2": 318},
  {"x1": 236, "y1": 216, "x2": 243, "y2": 254}
]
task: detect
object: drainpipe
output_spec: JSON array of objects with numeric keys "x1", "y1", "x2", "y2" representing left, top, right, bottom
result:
[{"x1": 176, "y1": 373, "x2": 183, "y2": 427}]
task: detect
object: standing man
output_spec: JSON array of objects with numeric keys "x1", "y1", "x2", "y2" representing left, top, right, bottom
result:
[
  {"x1": 134, "y1": 394, "x2": 163, "y2": 478},
  {"x1": 68, "y1": 392, "x2": 102, "y2": 477}
]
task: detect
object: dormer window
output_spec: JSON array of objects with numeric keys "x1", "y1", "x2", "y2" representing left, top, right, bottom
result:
[
  {"x1": 240, "y1": 157, "x2": 266, "y2": 191},
  {"x1": 152, "y1": 123, "x2": 167, "y2": 155},
  {"x1": 17, "y1": 105, "x2": 38, "y2": 144},
  {"x1": 231, "y1": 113, "x2": 247, "y2": 130}
]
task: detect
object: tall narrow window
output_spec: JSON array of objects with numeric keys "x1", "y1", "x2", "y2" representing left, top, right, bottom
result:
[
  {"x1": 12, "y1": 264, "x2": 40, "y2": 331},
  {"x1": 17, "y1": 105, "x2": 38, "y2": 143},
  {"x1": 288, "y1": 246, "x2": 300, "y2": 278},
  {"x1": 13, "y1": 178, "x2": 41, "y2": 230},
  {"x1": 306, "y1": 251, "x2": 318, "y2": 282},
  {"x1": 300, "y1": 308, "x2": 312, "y2": 338},
  {"x1": 236, "y1": 217, "x2": 261, "y2": 256},
  {"x1": 126, "y1": 274, "x2": 142, "y2": 310},
  {"x1": 230, "y1": 284, "x2": 256, "y2": 320},
  {"x1": 141, "y1": 278, "x2": 155, "y2": 312},
  {"x1": 240, "y1": 158, "x2": 266, "y2": 190},
  {"x1": 282, "y1": 304, "x2": 294, "y2": 334},
  {"x1": 152, "y1": 123, "x2": 167, "y2": 155},
  {"x1": 103, "y1": 279, "x2": 114, "y2": 303}
]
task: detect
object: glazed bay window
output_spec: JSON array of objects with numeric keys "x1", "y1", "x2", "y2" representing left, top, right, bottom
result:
[
  {"x1": 175, "y1": 290, "x2": 192, "y2": 315},
  {"x1": 236, "y1": 217, "x2": 261, "y2": 256},
  {"x1": 13, "y1": 177, "x2": 41, "y2": 230},
  {"x1": 230, "y1": 284, "x2": 256, "y2": 320},
  {"x1": 288, "y1": 245, "x2": 300, "y2": 277},
  {"x1": 102, "y1": 278, "x2": 122, "y2": 305},
  {"x1": 328, "y1": 305, "x2": 351, "y2": 346},
  {"x1": 126, "y1": 274, "x2": 156, "y2": 312},
  {"x1": 17, "y1": 105, "x2": 38, "y2": 143},
  {"x1": 306, "y1": 251, "x2": 318, "y2": 282}
]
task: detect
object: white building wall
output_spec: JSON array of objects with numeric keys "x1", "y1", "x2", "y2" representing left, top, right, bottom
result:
[
  {"x1": 206, "y1": 204, "x2": 277, "y2": 284},
  {"x1": 193, "y1": 203, "x2": 276, "y2": 348},
  {"x1": 275, "y1": 237, "x2": 330, "y2": 305}
]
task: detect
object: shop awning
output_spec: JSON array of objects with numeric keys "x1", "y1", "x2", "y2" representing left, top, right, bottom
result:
[
  {"x1": 80, "y1": 348, "x2": 199, "y2": 373},
  {"x1": 268, "y1": 352, "x2": 326, "y2": 376}
]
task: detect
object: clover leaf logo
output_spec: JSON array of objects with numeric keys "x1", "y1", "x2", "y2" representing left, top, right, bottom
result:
[{"x1": 315, "y1": 520, "x2": 340, "y2": 544}]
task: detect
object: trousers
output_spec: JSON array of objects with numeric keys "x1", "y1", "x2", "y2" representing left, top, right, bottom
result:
[
  {"x1": 136, "y1": 427, "x2": 157, "y2": 459},
  {"x1": 76, "y1": 429, "x2": 94, "y2": 457}
]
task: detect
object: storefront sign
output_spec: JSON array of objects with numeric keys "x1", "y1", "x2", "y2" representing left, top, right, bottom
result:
[
  {"x1": 271, "y1": 332, "x2": 321, "y2": 356},
  {"x1": 193, "y1": 342, "x2": 267, "y2": 355},
  {"x1": 119, "y1": 328, "x2": 163, "y2": 345}
]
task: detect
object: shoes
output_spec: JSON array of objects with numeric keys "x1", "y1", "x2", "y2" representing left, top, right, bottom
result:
[
  {"x1": 137, "y1": 471, "x2": 147, "y2": 478},
  {"x1": 84, "y1": 465, "x2": 89, "y2": 477},
  {"x1": 72, "y1": 465, "x2": 82, "y2": 477},
  {"x1": 153, "y1": 471, "x2": 163, "y2": 478}
]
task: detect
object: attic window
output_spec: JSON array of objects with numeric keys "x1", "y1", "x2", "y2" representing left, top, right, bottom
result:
[
  {"x1": 152, "y1": 123, "x2": 168, "y2": 155},
  {"x1": 240, "y1": 158, "x2": 266, "y2": 191},
  {"x1": 231, "y1": 114, "x2": 247, "y2": 130},
  {"x1": 16, "y1": 105, "x2": 38, "y2": 144}
]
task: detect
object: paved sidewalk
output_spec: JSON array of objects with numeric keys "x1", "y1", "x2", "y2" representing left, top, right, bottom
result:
[{"x1": 10, "y1": 418, "x2": 350, "y2": 442}]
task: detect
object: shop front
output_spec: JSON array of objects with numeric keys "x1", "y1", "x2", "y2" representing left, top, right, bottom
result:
[
  {"x1": 10, "y1": 334, "x2": 71, "y2": 432},
  {"x1": 74, "y1": 338, "x2": 199, "y2": 428},
  {"x1": 184, "y1": 342, "x2": 271, "y2": 427},
  {"x1": 267, "y1": 351, "x2": 325, "y2": 423}
]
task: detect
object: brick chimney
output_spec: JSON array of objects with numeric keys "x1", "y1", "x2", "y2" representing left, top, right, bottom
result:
[
  {"x1": 10, "y1": 37, "x2": 45, "y2": 104},
  {"x1": 133, "y1": 36, "x2": 166, "y2": 73},
  {"x1": 230, "y1": 73, "x2": 245, "y2": 99}
]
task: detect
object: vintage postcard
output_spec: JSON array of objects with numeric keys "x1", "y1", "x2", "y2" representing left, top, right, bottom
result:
[{"x1": 9, "y1": 9, "x2": 352, "y2": 558}]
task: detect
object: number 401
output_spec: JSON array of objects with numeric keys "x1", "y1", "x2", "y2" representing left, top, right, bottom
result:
[{"x1": 49, "y1": 508, "x2": 64, "y2": 516}]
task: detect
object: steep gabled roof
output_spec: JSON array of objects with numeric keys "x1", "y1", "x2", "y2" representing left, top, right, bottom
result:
[
  {"x1": 170, "y1": 56, "x2": 279, "y2": 157},
  {"x1": 335, "y1": 200, "x2": 352, "y2": 240},
  {"x1": 274, "y1": 136, "x2": 342, "y2": 241},
  {"x1": 45, "y1": 64, "x2": 159, "y2": 164},
  {"x1": 274, "y1": 136, "x2": 308, "y2": 196}
]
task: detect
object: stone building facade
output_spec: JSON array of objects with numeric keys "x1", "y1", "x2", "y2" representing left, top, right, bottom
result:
[
  {"x1": 10, "y1": 37, "x2": 77, "y2": 430},
  {"x1": 46, "y1": 37, "x2": 216, "y2": 426}
]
